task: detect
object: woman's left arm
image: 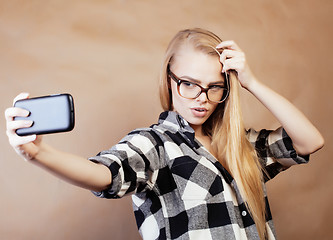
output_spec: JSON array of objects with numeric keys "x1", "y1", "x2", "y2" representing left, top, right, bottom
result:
[{"x1": 217, "y1": 41, "x2": 324, "y2": 155}]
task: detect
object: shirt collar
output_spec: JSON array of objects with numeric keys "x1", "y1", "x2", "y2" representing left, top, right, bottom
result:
[
  {"x1": 158, "y1": 111, "x2": 196, "y2": 142},
  {"x1": 158, "y1": 111, "x2": 234, "y2": 184}
]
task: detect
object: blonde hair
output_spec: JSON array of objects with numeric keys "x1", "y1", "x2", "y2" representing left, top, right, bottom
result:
[{"x1": 159, "y1": 28, "x2": 267, "y2": 240}]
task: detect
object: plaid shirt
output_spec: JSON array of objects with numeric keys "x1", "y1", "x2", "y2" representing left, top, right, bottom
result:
[{"x1": 89, "y1": 111, "x2": 309, "y2": 240}]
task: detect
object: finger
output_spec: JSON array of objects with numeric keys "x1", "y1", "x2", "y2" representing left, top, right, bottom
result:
[
  {"x1": 5, "y1": 107, "x2": 30, "y2": 122},
  {"x1": 9, "y1": 134, "x2": 37, "y2": 148},
  {"x1": 6, "y1": 120, "x2": 33, "y2": 135},
  {"x1": 13, "y1": 92, "x2": 30, "y2": 106},
  {"x1": 220, "y1": 49, "x2": 244, "y2": 63},
  {"x1": 222, "y1": 58, "x2": 245, "y2": 73},
  {"x1": 216, "y1": 40, "x2": 241, "y2": 51}
]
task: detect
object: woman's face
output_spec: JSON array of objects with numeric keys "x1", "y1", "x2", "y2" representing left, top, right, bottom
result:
[{"x1": 170, "y1": 45, "x2": 224, "y2": 134}]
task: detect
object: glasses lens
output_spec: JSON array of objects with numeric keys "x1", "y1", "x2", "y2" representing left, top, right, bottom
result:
[
  {"x1": 179, "y1": 81, "x2": 229, "y2": 103},
  {"x1": 207, "y1": 87, "x2": 228, "y2": 103},
  {"x1": 179, "y1": 82, "x2": 201, "y2": 99}
]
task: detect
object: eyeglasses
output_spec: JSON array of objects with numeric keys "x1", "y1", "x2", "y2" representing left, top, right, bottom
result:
[{"x1": 168, "y1": 68, "x2": 229, "y2": 103}]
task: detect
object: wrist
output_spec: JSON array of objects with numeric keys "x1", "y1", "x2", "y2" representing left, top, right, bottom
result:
[
  {"x1": 33, "y1": 142, "x2": 52, "y2": 163},
  {"x1": 244, "y1": 77, "x2": 262, "y2": 93}
]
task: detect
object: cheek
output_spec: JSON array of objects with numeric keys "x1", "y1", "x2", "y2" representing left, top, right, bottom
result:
[
  {"x1": 211, "y1": 103, "x2": 219, "y2": 112},
  {"x1": 171, "y1": 84, "x2": 192, "y2": 113}
]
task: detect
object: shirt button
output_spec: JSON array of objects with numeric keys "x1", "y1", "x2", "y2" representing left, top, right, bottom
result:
[{"x1": 242, "y1": 211, "x2": 247, "y2": 217}]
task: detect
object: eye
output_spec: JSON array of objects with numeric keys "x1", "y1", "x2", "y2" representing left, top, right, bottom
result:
[
  {"x1": 182, "y1": 81, "x2": 197, "y2": 89},
  {"x1": 209, "y1": 85, "x2": 225, "y2": 91}
]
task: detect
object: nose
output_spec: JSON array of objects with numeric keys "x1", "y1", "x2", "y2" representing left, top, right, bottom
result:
[{"x1": 196, "y1": 91, "x2": 208, "y2": 103}]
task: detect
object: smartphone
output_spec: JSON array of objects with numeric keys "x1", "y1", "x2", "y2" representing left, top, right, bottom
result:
[{"x1": 14, "y1": 94, "x2": 75, "y2": 136}]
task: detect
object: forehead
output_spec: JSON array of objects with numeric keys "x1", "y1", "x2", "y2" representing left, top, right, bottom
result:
[{"x1": 171, "y1": 45, "x2": 224, "y2": 83}]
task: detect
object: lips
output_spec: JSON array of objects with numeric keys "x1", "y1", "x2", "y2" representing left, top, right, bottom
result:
[
  {"x1": 191, "y1": 107, "x2": 208, "y2": 117},
  {"x1": 194, "y1": 108, "x2": 206, "y2": 112}
]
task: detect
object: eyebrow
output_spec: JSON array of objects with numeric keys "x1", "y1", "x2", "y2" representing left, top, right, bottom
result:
[{"x1": 179, "y1": 75, "x2": 225, "y2": 86}]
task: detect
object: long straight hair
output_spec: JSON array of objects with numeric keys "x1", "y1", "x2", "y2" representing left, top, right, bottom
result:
[{"x1": 159, "y1": 28, "x2": 267, "y2": 240}]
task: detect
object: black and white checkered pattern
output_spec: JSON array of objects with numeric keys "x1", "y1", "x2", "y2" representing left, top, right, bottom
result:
[{"x1": 89, "y1": 111, "x2": 309, "y2": 240}]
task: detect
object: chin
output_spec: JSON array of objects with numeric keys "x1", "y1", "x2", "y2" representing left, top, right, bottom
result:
[{"x1": 188, "y1": 117, "x2": 207, "y2": 127}]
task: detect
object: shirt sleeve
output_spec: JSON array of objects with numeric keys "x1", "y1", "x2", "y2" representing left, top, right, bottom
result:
[
  {"x1": 246, "y1": 127, "x2": 310, "y2": 182},
  {"x1": 88, "y1": 129, "x2": 162, "y2": 199}
]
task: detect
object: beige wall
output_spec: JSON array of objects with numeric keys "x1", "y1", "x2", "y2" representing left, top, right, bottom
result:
[{"x1": 0, "y1": 1, "x2": 332, "y2": 239}]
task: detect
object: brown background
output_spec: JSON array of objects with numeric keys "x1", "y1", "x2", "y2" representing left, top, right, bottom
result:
[{"x1": 0, "y1": 1, "x2": 332, "y2": 239}]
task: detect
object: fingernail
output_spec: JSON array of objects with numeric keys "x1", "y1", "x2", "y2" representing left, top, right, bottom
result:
[
  {"x1": 25, "y1": 120, "x2": 33, "y2": 126},
  {"x1": 23, "y1": 110, "x2": 30, "y2": 116}
]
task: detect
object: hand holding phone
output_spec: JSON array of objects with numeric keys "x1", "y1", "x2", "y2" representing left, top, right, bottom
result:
[{"x1": 14, "y1": 94, "x2": 75, "y2": 136}]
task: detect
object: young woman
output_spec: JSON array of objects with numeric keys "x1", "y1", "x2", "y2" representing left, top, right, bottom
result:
[{"x1": 5, "y1": 28, "x2": 324, "y2": 240}]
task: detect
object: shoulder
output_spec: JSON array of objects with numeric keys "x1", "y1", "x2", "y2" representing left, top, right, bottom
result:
[
  {"x1": 121, "y1": 125, "x2": 167, "y2": 148},
  {"x1": 119, "y1": 111, "x2": 187, "y2": 149}
]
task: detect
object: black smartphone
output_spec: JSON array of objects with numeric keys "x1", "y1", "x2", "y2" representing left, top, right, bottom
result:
[{"x1": 14, "y1": 94, "x2": 75, "y2": 136}]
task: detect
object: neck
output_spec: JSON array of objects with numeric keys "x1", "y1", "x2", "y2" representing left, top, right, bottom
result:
[
  {"x1": 191, "y1": 124, "x2": 204, "y2": 137},
  {"x1": 191, "y1": 124, "x2": 214, "y2": 153}
]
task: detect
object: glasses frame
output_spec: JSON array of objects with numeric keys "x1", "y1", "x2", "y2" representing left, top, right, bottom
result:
[{"x1": 168, "y1": 68, "x2": 229, "y2": 103}]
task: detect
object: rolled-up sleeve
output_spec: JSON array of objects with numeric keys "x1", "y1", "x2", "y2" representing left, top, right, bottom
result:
[
  {"x1": 89, "y1": 129, "x2": 161, "y2": 199},
  {"x1": 246, "y1": 127, "x2": 310, "y2": 181}
]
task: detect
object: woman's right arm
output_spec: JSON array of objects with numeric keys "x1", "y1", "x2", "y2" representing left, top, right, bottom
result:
[{"x1": 5, "y1": 93, "x2": 111, "y2": 192}]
